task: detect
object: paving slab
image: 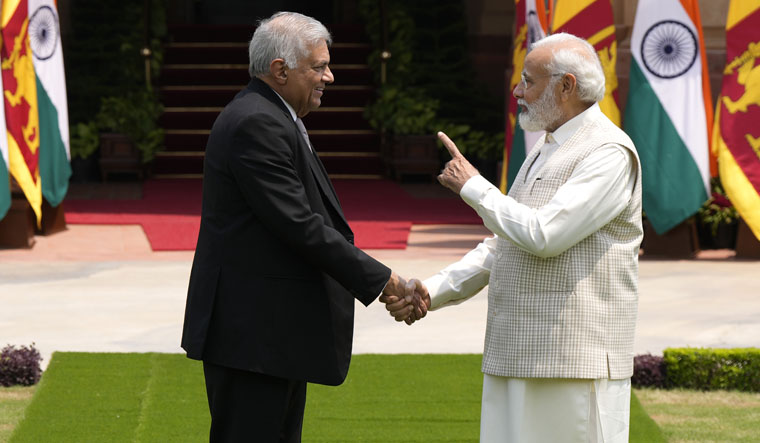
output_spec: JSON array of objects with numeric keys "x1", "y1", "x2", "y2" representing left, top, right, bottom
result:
[{"x1": 1, "y1": 223, "x2": 758, "y2": 370}]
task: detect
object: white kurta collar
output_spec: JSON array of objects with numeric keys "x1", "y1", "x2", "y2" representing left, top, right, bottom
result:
[{"x1": 551, "y1": 102, "x2": 603, "y2": 147}]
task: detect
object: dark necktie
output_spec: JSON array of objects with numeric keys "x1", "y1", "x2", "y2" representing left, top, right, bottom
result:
[{"x1": 295, "y1": 117, "x2": 342, "y2": 211}]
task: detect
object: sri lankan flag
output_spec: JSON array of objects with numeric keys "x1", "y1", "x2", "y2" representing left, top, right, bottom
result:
[
  {"x1": 2, "y1": 0, "x2": 42, "y2": 224},
  {"x1": 712, "y1": 0, "x2": 760, "y2": 240},
  {"x1": 551, "y1": 0, "x2": 621, "y2": 125},
  {"x1": 500, "y1": 0, "x2": 549, "y2": 193}
]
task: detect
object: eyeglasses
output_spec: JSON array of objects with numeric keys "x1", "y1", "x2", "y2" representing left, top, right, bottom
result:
[{"x1": 519, "y1": 73, "x2": 562, "y2": 89}]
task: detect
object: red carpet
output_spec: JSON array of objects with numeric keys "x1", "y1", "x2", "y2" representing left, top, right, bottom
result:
[{"x1": 64, "y1": 179, "x2": 481, "y2": 251}]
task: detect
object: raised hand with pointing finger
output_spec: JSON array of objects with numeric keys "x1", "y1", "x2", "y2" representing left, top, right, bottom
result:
[{"x1": 436, "y1": 131, "x2": 480, "y2": 194}]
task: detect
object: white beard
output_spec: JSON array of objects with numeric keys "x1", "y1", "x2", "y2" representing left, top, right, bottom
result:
[{"x1": 518, "y1": 84, "x2": 563, "y2": 132}]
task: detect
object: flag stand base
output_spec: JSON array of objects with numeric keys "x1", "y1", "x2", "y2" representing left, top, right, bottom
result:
[
  {"x1": 735, "y1": 219, "x2": 760, "y2": 259},
  {"x1": 0, "y1": 195, "x2": 36, "y2": 249},
  {"x1": 642, "y1": 219, "x2": 699, "y2": 259},
  {"x1": 34, "y1": 199, "x2": 67, "y2": 236}
]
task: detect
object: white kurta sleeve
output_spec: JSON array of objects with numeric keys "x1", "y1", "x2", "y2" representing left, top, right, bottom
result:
[
  {"x1": 459, "y1": 144, "x2": 636, "y2": 258},
  {"x1": 424, "y1": 235, "x2": 497, "y2": 310}
]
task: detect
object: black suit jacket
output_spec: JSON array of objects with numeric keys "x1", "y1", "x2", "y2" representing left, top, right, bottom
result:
[{"x1": 181, "y1": 78, "x2": 391, "y2": 386}]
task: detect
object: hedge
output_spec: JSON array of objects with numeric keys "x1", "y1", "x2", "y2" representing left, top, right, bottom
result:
[
  {"x1": 633, "y1": 348, "x2": 760, "y2": 392},
  {"x1": 663, "y1": 347, "x2": 760, "y2": 392}
]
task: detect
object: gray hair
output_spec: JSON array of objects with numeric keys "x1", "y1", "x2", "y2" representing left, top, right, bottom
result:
[
  {"x1": 248, "y1": 12, "x2": 332, "y2": 78},
  {"x1": 530, "y1": 32, "x2": 605, "y2": 103}
]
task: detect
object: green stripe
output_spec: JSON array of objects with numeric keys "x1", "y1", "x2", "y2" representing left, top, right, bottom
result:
[
  {"x1": 623, "y1": 61, "x2": 708, "y2": 234},
  {"x1": 0, "y1": 158, "x2": 9, "y2": 219},
  {"x1": 506, "y1": 109, "x2": 527, "y2": 193},
  {"x1": 37, "y1": 76, "x2": 71, "y2": 207}
]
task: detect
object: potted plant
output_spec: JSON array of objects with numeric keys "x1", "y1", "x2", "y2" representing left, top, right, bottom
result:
[
  {"x1": 360, "y1": 0, "x2": 503, "y2": 181},
  {"x1": 364, "y1": 85, "x2": 441, "y2": 180},
  {"x1": 95, "y1": 90, "x2": 164, "y2": 180},
  {"x1": 697, "y1": 179, "x2": 739, "y2": 250},
  {"x1": 68, "y1": 121, "x2": 101, "y2": 182},
  {"x1": 64, "y1": 0, "x2": 168, "y2": 182},
  {"x1": 436, "y1": 123, "x2": 505, "y2": 183}
]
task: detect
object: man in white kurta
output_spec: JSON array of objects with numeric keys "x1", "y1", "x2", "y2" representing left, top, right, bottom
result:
[{"x1": 404, "y1": 33, "x2": 642, "y2": 442}]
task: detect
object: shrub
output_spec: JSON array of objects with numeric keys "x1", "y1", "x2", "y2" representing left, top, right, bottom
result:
[
  {"x1": 632, "y1": 353, "x2": 666, "y2": 388},
  {"x1": 663, "y1": 347, "x2": 760, "y2": 392},
  {"x1": 69, "y1": 121, "x2": 100, "y2": 160},
  {"x1": 0, "y1": 344, "x2": 42, "y2": 387}
]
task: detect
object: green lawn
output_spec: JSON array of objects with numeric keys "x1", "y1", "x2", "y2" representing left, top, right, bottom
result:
[
  {"x1": 635, "y1": 387, "x2": 760, "y2": 442},
  {"x1": 0, "y1": 386, "x2": 35, "y2": 443},
  {"x1": 6, "y1": 353, "x2": 663, "y2": 442}
]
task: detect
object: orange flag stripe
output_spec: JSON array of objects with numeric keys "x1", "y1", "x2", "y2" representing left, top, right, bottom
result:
[{"x1": 680, "y1": 0, "x2": 716, "y2": 176}]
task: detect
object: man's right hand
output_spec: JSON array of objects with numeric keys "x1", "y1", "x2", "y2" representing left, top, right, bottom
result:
[
  {"x1": 379, "y1": 276, "x2": 430, "y2": 325},
  {"x1": 437, "y1": 131, "x2": 479, "y2": 194}
]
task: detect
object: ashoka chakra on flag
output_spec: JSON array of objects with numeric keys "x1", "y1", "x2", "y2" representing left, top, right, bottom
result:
[
  {"x1": 29, "y1": 5, "x2": 59, "y2": 60},
  {"x1": 641, "y1": 20, "x2": 698, "y2": 79}
]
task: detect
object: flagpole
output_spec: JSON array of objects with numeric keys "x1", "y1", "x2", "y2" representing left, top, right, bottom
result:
[{"x1": 142, "y1": 0, "x2": 152, "y2": 91}]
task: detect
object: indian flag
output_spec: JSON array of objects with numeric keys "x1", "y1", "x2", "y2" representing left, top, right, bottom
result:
[
  {"x1": 712, "y1": 0, "x2": 760, "y2": 240},
  {"x1": 30, "y1": 0, "x2": 70, "y2": 207},
  {"x1": 501, "y1": 0, "x2": 549, "y2": 193},
  {"x1": 623, "y1": 0, "x2": 713, "y2": 234}
]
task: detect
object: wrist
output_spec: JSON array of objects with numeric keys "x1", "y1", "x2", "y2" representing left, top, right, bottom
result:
[{"x1": 383, "y1": 272, "x2": 406, "y2": 297}]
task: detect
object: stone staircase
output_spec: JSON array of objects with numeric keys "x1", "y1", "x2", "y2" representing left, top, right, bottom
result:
[{"x1": 155, "y1": 24, "x2": 383, "y2": 179}]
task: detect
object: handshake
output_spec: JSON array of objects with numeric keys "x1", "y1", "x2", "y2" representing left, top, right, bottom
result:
[{"x1": 379, "y1": 272, "x2": 431, "y2": 325}]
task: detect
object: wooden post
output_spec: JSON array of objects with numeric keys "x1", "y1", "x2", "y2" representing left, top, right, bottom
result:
[
  {"x1": 35, "y1": 199, "x2": 67, "y2": 236},
  {"x1": 0, "y1": 194, "x2": 35, "y2": 249},
  {"x1": 99, "y1": 133, "x2": 143, "y2": 182},
  {"x1": 642, "y1": 219, "x2": 700, "y2": 259},
  {"x1": 735, "y1": 219, "x2": 760, "y2": 259}
]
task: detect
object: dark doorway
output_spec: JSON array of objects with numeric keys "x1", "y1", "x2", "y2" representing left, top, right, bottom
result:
[{"x1": 168, "y1": 0, "x2": 335, "y2": 25}]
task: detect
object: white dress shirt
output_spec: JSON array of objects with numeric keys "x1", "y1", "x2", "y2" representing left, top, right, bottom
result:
[
  {"x1": 272, "y1": 89, "x2": 297, "y2": 122},
  {"x1": 425, "y1": 103, "x2": 637, "y2": 309}
]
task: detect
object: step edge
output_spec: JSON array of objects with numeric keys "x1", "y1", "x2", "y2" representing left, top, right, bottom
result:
[
  {"x1": 166, "y1": 42, "x2": 247, "y2": 48},
  {"x1": 160, "y1": 84, "x2": 372, "y2": 91},
  {"x1": 327, "y1": 174, "x2": 384, "y2": 179},
  {"x1": 165, "y1": 129, "x2": 378, "y2": 135},
  {"x1": 152, "y1": 173, "x2": 204, "y2": 179},
  {"x1": 162, "y1": 106, "x2": 365, "y2": 112},
  {"x1": 155, "y1": 151, "x2": 206, "y2": 157},
  {"x1": 163, "y1": 63, "x2": 368, "y2": 70},
  {"x1": 317, "y1": 152, "x2": 381, "y2": 158}
]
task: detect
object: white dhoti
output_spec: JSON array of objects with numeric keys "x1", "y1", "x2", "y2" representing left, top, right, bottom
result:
[{"x1": 480, "y1": 375, "x2": 631, "y2": 443}]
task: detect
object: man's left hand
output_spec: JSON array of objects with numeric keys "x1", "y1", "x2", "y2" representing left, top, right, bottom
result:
[
  {"x1": 380, "y1": 278, "x2": 430, "y2": 325},
  {"x1": 437, "y1": 131, "x2": 479, "y2": 194}
]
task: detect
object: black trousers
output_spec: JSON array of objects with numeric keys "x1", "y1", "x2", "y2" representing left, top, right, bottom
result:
[{"x1": 203, "y1": 361, "x2": 307, "y2": 443}]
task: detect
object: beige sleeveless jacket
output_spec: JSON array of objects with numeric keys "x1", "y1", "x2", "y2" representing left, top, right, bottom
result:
[{"x1": 483, "y1": 112, "x2": 643, "y2": 380}]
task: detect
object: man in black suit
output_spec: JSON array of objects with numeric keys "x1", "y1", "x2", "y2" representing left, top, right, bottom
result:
[{"x1": 181, "y1": 11, "x2": 429, "y2": 442}]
